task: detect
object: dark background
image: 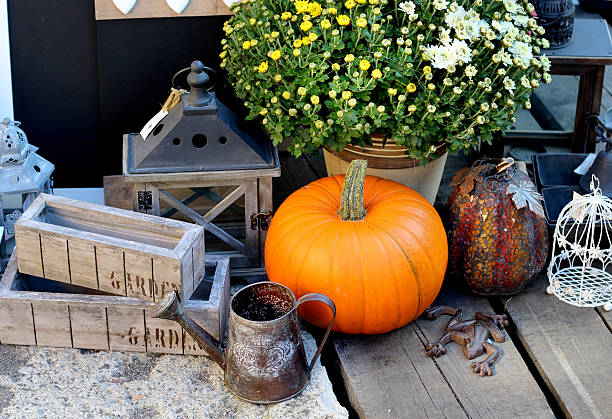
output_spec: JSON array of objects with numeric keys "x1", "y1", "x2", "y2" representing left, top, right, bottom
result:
[{"x1": 7, "y1": 0, "x2": 230, "y2": 187}]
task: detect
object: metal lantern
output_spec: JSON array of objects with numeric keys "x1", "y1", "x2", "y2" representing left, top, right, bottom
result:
[
  {"x1": 533, "y1": 0, "x2": 575, "y2": 49},
  {"x1": 123, "y1": 61, "x2": 280, "y2": 278},
  {"x1": 0, "y1": 118, "x2": 54, "y2": 269},
  {"x1": 547, "y1": 176, "x2": 612, "y2": 311}
]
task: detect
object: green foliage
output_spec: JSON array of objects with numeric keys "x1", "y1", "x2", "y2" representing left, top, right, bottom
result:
[{"x1": 220, "y1": 0, "x2": 550, "y2": 160}]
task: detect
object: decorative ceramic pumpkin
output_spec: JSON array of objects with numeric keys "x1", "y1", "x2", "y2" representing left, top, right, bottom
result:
[
  {"x1": 447, "y1": 159, "x2": 548, "y2": 296},
  {"x1": 265, "y1": 160, "x2": 448, "y2": 334}
]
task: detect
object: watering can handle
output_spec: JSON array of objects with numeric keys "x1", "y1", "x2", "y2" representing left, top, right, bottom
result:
[{"x1": 296, "y1": 293, "x2": 336, "y2": 376}]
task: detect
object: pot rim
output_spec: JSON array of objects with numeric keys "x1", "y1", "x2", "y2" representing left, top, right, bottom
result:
[{"x1": 230, "y1": 281, "x2": 298, "y2": 325}]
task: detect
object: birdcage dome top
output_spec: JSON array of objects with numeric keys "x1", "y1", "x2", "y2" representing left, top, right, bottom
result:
[
  {"x1": 0, "y1": 118, "x2": 37, "y2": 166},
  {"x1": 547, "y1": 176, "x2": 612, "y2": 309}
]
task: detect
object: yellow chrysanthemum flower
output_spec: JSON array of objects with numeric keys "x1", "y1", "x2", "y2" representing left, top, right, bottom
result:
[
  {"x1": 295, "y1": 0, "x2": 310, "y2": 14},
  {"x1": 274, "y1": 74, "x2": 282, "y2": 82},
  {"x1": 302, "y1": 36, "x2": 311, "y2": 45},
  {"x1": 293, "y1": 49, "x2": 301, "y2": 56},
  {"x1": 356, "y1": 17, "x2": 367, "y2": 28},
  {"x1": 314, "y1": 120, "x2": 324, "y2": 129},
  {"x1": 427, "y1": 83, "x2": 435, "y2": 90},
  {"x1": 371, "y1": 69, "x2": 382, "y2": 79},
  {"x1": 309, "y1": 2, "x2": 323, "y2": 17},
  {"x1": 219, "y1": 51, "x2": 227, "y2": 59},
  {"x1": 289, "y1": 108, "x2": 298, "y2": 116},
  {"x1": 321, "y1": 19, "x2": 332, "y2": 29},
  {"x1": 423, "y1": 66, "x2": 432, "y2": 74},
  {"x1": 300, "y1": 20, "x2": 313, "y2": 31},
  {"x1": 282, "y1": 91, "x2": 291, "y2": 99},
  {"x1": 281, "y1": 12, "x2": 292, "y2": 20},
  {"x1": 242, "y1": 41, "x2": 251, "y2": 49},
  {"x1": 344, "y1": 54, "x2": 355, "y2": 63},
  {"x1": 359, "y1": 60, "x2": 371, "y2": 71},
  {"x1": 308, "y1": 32, "x2": 318, "y2": 41},
  {"x1": 345, "y1": 0, "x2": 356, "y2": 9},
  {"x1": 311, "y1": 95, "x2": 320, "y2": 105},
  {"x1": 331, "y1": 63, "x2": 340, "y2": 71},
  {"x1": 293, "y1": 39, "x2": 303, "y2": 48},
  {"x1": 408, "y1": 104, "x2": 416, "y2": 112},
  {"x1": 257, "y1": 61, "x2": 269, "y2": 73},
  {"x1": 259, "y1": 108, "x2": 268, "y2": 116},
  {"x1": 406, "y1": 83, "x2": 417, "y2": 92},
  {"x1": 341, "y1": 90, "x2": 352, "y2": 100},
  {"x1": 249, "y1": 18, "x2": 256, "y2": 25},
  {"x1": 297, "y1": 87, "x2": 308, "y2": 96},
  {"x1": 388, "y1": 88, "x2": 397, "y2": 96},
  {"x1": 356, "y1": 0, "x2": 366, "y2": 4},
  {"x1": 269, "y1": 50, "x2": 282, "y2": 61},
  {"x1": 327, "y1": 7, "x2": 337, "y2": 14},
  {"x1": 337, "y1": 15, "x2": 350, "y2": 26}
]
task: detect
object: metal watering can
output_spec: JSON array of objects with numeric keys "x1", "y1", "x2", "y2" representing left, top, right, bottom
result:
[{"x1": 152, "y1": 282, "x2": 336, "y2": 404}]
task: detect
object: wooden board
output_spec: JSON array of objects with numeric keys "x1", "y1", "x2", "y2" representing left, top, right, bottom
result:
[
  {"x1": 14, "y1": 193, "x2": 204, "y2": 302},
  {"x1": 334, "y1": 287, "x2": 553, "y2": 418},
  {"x1": 94, "y1": 0, "x2": 232, "y2": 20},
  {"x1": 0, "y1": 253, "x2": 230, "y2": 354},
  {"x1": 503, "y1": 274, "x2": 612, "y2": 418},
  {"x1": 103, "y1": 175, "x2": 134, "y2": 210}
]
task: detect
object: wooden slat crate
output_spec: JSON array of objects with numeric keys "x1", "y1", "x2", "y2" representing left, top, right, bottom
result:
[
  {"x1": 0, "y1": 253, "x2": 230, "y2": 354},
  {"x1": 14, "y1": 193, "x2": 205, "y2": 302}
]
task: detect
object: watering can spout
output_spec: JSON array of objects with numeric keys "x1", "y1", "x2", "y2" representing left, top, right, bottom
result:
[{"x1": 152, "y1": 291, "x2": 226, "y2": 369}]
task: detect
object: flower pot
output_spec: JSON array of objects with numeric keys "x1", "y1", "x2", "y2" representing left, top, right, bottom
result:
[{"x1": 323, "y1": 138, "x2": 448, "y2": 204}]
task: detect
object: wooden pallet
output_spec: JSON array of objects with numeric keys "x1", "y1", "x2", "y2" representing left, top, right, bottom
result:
[
  {"x1": 15, "y1": 193, "x2": 205, "y2": 302},
  {"x1": 0, "y1": 253, "x2": 229, "y2": 354}
]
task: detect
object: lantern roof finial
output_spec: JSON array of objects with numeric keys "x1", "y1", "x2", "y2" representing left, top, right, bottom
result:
[{"x1": 183, "y1": 60, "x2": 213, "y2": 107}]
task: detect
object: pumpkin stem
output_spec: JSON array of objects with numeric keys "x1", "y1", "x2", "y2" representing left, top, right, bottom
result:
[{"x1": 338, "y1": 159, "x2": 368, "y2": 221}]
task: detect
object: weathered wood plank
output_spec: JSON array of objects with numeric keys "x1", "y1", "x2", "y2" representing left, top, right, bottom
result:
[
  {"x1": 144, "y1": 314, "x2": 184, "y2": 355},
  {"x1": 103, "y1": 175, "x2": 134, "y2": 210},
  {"x1": 335, "y1": 287, "x2": 553, "y2": 419},
  {"x1": 0, "y1": 301, "x2": 36, "y2": 345},
  {"x1": 107, "y1": 306, "x2": 147, "y2": 352},
  {"x1": 69, "y1": 304, "x2": 109, "y2": 350},
  {"x1": 335, "y1": 326, "x2": 467, "y2": 418},
  {"x1": 31, "y1": 301, "x2": 72, "y2": 348},
  {"x1": 13, "y1": 225, "x2": 43, "y2": 277},
  {"x1": 414, "y1": 288, "x2": 554, "y2": 419},
  {"x1": 503, "y1": 274, "x2": 612, "y2": 418}
]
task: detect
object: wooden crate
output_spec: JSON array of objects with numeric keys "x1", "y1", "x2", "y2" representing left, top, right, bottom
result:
[
  {"x1": 14, "y1": 193, "x2": 205, "y2": 302},
  {"x1": 0, "y1": 253, "x2": 229, "y2": 353}
]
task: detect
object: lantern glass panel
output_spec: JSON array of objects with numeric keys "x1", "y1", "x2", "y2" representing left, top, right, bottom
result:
[
  {"x1": 158, "y1": 186, "x2": 248, "y2": 253},
  {"x1": 2, "y1": 194, "x2": 24, "y2": 212}
]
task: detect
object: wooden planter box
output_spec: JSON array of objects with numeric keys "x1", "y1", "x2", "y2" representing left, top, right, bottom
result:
[
  {"x1": 0, "y1": 253, "x2": 229, "y2": 354},
  {"x1": 14, "y1": 193, "x2": 205, "y2": 302}
]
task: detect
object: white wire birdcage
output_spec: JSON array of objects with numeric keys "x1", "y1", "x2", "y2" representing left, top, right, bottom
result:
[{"x1": 547, "y1": 175, "x2": 612, "y2": 311}]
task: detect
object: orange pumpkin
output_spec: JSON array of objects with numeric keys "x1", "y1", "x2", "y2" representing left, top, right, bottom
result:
[{"x1": 265, "y1": 160, "x2": 448, "y2": 334}]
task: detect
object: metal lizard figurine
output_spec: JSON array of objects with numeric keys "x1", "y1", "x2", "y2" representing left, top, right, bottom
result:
[{"x1": 423, "y1": 305, "x2": 510, "y2": 376}]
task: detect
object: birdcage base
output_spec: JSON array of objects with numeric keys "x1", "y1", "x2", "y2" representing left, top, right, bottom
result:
[{"x1": 548, "y1": 266, "x2": 612, "y2": 308}]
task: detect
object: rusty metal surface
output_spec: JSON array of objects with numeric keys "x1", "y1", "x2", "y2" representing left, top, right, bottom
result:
[{"x1": 153, "y1": 282, "x2": 336, "y2": 404}]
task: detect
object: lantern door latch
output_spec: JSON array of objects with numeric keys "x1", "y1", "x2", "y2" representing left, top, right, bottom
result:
[
  {"x1": 250, "y1": 211, "x2": 272, "y2": 231},
  {"x1": 138, "y1": 191, "x2": 153, "y2": 211}
]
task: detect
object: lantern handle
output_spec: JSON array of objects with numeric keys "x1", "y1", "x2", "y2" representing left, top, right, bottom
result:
[{"x1": 172, "y1": 65, "x2": 217, "y2": 92}]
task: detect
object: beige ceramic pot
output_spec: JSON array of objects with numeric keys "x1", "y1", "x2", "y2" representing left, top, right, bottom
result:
[{"x1": 323, "y1": 137, "x2": 448, "y2": 204}]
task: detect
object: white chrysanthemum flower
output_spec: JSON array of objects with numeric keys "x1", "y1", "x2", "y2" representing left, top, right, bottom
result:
[
  {"x1": 433, "y1": 0, "x2": 448, "y2": 11},
  {"x1": 513, "y1": 15, "x2": 529, "y2": 27},
  {"x1": 398, "y1": 1, "x2": 417, "y2": 18},
  {"x1": 464, "y1": 64, "x2": 477, "y2": 78},
  {"x1": 503, "y1": 76, "x2": 516, "y2": 94},
  {"x1": 453, "y1": 39, "x2": 472, "y2": 63},
  {"x1": 540, "y1": 55, "x2": 551, "y2": 71},
  {"x1": 500, "y1": 50, "x2": 512, "y2": 66},
  {"x1": 520, "y1": 75, "x2": 530, "y2": 88},
  {"x1": 439, "y1": 27, "x2": 451, "y2": 44},
  {"x1": 509, "y1": 41, "x2": 533, "y2": 67},
  {"x1": 503, "y1": 0, "x2": 518, "y2": 13}
]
